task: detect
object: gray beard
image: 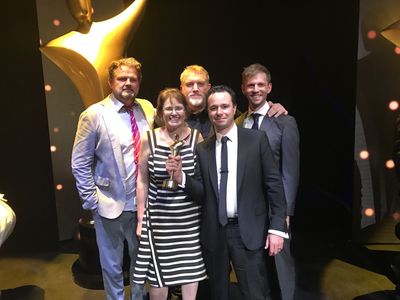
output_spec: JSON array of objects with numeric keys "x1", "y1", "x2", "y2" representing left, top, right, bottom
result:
[
  {"x1": 121, "y1": 90, "x2": 135, "y2": 99},
  {"x1": 189, "y1": 98, "x2": 203, "y2": 107}
]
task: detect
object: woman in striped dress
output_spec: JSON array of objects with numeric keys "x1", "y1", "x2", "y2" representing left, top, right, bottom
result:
[{"x1": 133, "y1": 88, "x2": 207, "y2": 300}]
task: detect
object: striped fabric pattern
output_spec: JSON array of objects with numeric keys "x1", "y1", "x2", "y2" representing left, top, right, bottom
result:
[
  {"x1": 132, "y1": 129, "x2": 207, "y2": 287},
  {"x1": 127, "y1": 108, "x2": 141, "y2": 165}
]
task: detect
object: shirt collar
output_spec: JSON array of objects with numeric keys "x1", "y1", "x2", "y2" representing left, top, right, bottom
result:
[
  {"x1": 110, "y1": 94, "x2": 138, "y2": 113},
  {"x1": 216, "y1": 123, "x2": 238, "y2": 144},
  {"x1": 248, "y1": 101, "x2": 270, "y2": 117}
]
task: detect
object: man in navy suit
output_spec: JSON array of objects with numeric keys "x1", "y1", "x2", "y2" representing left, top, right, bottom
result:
[
  {"x1": 71, "y1": 57, "x2": 154, "y2": 300},
  {"x1": 167, "y1": 85, "x2": 287, "y2": 300},
  {"x1": 236, "y1": 63, "x2": 300, "y2": 300}
]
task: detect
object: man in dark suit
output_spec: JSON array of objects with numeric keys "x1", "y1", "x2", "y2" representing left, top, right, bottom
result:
[
  {"x1": 166, "y1": 85, "x2": 287, "y2": 300},
  {"x1": 236, "y1": 63, "x2": 300, "y2": 300}
]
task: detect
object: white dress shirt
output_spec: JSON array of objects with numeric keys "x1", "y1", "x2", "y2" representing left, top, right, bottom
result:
[
  {"x1": 110, "y1": 95, "x2": 150, "y2": 211},
  {"x1": 243, "y1": 101, "x2": 269, "y2": 129},
  {"x1": 215, "y1": 125, "x2": 238, "y2": 218}
]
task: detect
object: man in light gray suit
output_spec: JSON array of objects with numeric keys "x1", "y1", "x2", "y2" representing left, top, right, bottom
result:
[
  {"x1": 71, "y1": 57, "x2": 154, "y2": 300},
  {"x1": 236, "y1": 63, "x2": 300, "y2": 300}
]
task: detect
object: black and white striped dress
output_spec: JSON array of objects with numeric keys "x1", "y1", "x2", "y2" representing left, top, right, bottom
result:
[{"x1": 132, "y1": 128, "x2": 207, "y2": 287}]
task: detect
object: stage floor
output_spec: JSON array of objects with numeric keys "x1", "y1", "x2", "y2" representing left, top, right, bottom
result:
[{"x1": 0, "y1": 234, "x2": 397, "y2": 300}]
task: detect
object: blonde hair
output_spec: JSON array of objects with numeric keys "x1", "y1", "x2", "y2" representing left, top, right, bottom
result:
[{"x1": 180, "y1": 65, "x2": 210, "y2": 84}]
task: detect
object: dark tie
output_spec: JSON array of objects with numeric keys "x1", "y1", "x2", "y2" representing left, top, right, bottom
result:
[
  {"x1": 219, "y1": 136, "x2": 229, "y2": 226},
  {"x1": 251, "y1": 113, "x2": 260, "y2": 130}
]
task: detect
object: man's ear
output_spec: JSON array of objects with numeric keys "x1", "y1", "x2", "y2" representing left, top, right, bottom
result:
[{"x1": 267, "y1": 82, "x2": 272, "y2": 94}]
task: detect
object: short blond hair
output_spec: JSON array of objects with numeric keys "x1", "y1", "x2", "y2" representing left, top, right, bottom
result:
[{"x1": 180, "y1": 65, "x2": 210, "y2": 84}]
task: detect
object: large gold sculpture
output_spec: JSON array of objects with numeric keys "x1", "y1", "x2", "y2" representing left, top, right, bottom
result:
[
  {"x1": 381, "y1": 19, "x2": 400, "y2": 47},
  {"x1": 40, "y1": 0, "x2": 147, "y2": 108}
]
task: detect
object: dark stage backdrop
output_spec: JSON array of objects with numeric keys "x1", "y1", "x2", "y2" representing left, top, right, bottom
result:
[
  {"x1": 13, "y1": 0, "x2": 358, "y2": 252},
  {"x1": 131, "y1": 0, "x2": 359, "y2": 240},
  {"x1": 354, "y1": 0, "x2": 400, "y2": 243},
  {"x1": 1, "y1": 1, "x2": 58, "y2": 253}
]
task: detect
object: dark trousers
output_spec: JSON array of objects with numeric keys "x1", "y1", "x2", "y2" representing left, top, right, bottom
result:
[
  {"x1": 203, "y1": 223, "x2": 271, "y2": 300},
  {"x1": 274, "y1": 234, "x2": 296, "y2": 300}
]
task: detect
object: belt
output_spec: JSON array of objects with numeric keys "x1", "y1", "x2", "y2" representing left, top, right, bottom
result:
[{"x1": 227, "y1": 217, "x2": 238, "y2": 224}]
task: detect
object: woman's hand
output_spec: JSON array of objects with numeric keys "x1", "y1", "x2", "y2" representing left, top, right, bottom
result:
[{"x1": 166, "y1": 155, "x2": 183, "y2": 184}]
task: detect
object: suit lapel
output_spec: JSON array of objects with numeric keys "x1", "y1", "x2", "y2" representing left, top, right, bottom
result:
[
  {"x1": 236, "y1": 127, "x2": 247, "y2": 196},
  {"x1": 206, "y1": 136, "x2": 219, "y2": 200},
  {"x1": 259, "y1": 114, "x2": 272, "y2": 132},
  {"x1": 235, "y1": 110, "x2": 248, "y2": 127},
  {"x1": 101, "y1": 98, "x2": 127, "y2": 182}
]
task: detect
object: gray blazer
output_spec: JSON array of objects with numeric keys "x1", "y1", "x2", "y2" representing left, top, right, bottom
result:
[
  {"x1": 71, "y1": 96, "x2": 154, "y2": 219},
  {"x1": 236, "y1": 111, "x2": 300, "y2": 216}
]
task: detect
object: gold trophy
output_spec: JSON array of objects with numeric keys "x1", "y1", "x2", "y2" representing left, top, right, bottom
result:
[{"x1": 163, "y1": 135, "x2": 185, "y2": 190}]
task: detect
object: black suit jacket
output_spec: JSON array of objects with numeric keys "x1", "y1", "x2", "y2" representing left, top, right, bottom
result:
[{"x1": 185, "y1": 126, "x2": 286, "y2": 251}]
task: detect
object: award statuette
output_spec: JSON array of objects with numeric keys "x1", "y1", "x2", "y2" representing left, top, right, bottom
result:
[{"x1": 163, "y1": 135, "x2": 185, "y2": 190}]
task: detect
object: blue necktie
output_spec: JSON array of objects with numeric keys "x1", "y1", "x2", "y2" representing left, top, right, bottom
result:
[
  {"x1": 251, "y1": 113, "x2": 260, "y2": 130},
  {"x1": 219, "y1": 136, "x2": 229, "y2": 226}
]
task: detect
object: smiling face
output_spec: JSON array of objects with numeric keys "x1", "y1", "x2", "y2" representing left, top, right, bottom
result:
[
  {"x1": 108, "y1": 65, "x2": 140, "y2": 106},
  {"x1": 156, "y1": 88, "x2": 189, "y2": 130},
  {"x1": 207, "y1": 91, "x2": 236, "y2": 135},
  {"x1": 162, "y1": 97, "x2": 187, "y2": 131},
  {"x1": 241, "y1": 72, "x2": 272, "y2": 111}
]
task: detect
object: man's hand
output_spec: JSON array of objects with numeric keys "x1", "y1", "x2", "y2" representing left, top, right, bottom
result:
[
  {"x1": 165, "y1": 155, "x2": 183, "y2": 184},
  {"x1": 267, "y1": 101, "x2": 288, "y2": 118},
  {"x1": 136, "y1": 220, "x2": 142, "y2": 238},
  {"x1": 264, "y1": 233, "x2": 284, "y2": 256}
]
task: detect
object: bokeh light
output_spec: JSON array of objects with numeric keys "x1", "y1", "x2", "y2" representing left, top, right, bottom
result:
[
  {"x1": 359, "y1": 150, "x2": 369, "y2": 160},
  {"x1": 389, "y1": 100, "x2": 399, "y2": 111},
  {"x1": 53, "y1": 127, "x2": 60, "y2": 133},
  {"x1": 53, "y1": 19, "x2": 61, "y2": 26},
  {"x1": 367, "y1": 30, "x2": 377, "y2": 39},
  {"x1": 395, "y1": 47, "x2": 400, "y2": 55},
  {"x1": 385, "y1": 159, "x2": 395, "y2": 169},
  {"x1": 50, "y1": 145, "x2": 57, "y2": 152},
  {"x1": 364, "y1": 208, "x2": 375, "y2": 217},
  {"x1": 56, "y1": 184, "x2": 63, "y2": 191},
  {"x1": 45, "y1": 84, "x2": 52, "y2": 92}
]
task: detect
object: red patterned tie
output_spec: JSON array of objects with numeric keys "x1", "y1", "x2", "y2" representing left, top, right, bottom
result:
[{"x1": 127, "y1": 107, "x2": 141, "y2": 165}]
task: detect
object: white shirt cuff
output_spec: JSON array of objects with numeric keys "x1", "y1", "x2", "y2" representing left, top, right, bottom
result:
[
  {"x1": 178, "y1": 171, "x2": 186, "y2": 188},
  {"x1": 268, "y1": 229, "x2": 289, "y2": 239}
]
